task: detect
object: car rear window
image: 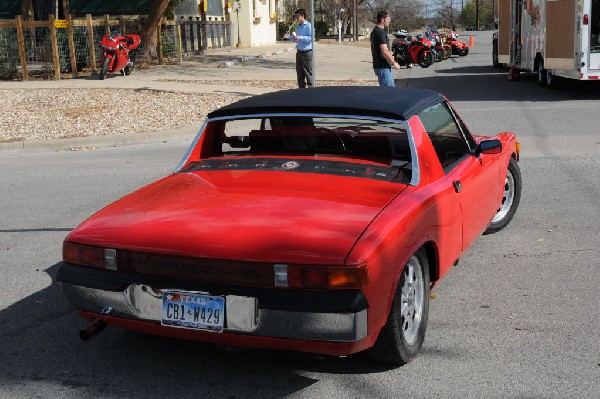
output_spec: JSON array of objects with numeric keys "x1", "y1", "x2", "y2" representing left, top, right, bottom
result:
[{"x1": 216, "y1": 115, "x2": 411, "y2": 163}]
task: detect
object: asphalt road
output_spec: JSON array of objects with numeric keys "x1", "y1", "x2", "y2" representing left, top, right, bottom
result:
[{"x1": 1, "y1": 31, "x2": 599, "y2": 398}]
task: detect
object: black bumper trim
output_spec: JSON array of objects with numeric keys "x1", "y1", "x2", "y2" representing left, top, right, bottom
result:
[{"x1": 56, "y1": 262, "x2": 369, "y2": 314}]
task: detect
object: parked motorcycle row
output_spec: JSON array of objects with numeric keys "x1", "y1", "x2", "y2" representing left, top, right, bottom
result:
[
  {"x1": 98, "y1": 32, "x2": 141, "y2": 80},
  {"x1": 392, "y1": 29, "x2": 469, "y2": 69}
]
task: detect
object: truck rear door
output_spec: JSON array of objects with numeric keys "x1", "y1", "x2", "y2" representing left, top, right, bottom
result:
[{"x1": 545, "y1": 0, "x2": 576, "y2": 70}]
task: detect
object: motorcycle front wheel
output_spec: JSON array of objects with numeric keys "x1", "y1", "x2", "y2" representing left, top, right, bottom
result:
[
  {"x1": 460, "y1": 47, "x2": 469, "y2": 57},
  {"x1": 99, "y1": 57, "x2": 110, "y2": 80},
  {"x1": 124, "y1": 62, "x2": 134, "y2": 76},
  {"x1": 443, "y1": 46, "x2": 451, "y2": 60},
  {"x1": 417, "y1": 51, "x2": 433, "y2": 68}
]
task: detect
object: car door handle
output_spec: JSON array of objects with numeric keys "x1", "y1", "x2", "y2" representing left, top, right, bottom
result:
[{"x1": 453, "y1": 180, "x2": 462, "y2": 193}]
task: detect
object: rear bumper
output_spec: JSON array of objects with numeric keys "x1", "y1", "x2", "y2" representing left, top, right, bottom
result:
[{"x1": 57, "y1": 262, "x2": 369, "y2": 343}]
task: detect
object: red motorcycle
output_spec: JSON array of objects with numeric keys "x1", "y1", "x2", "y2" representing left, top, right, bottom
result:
[
  {"x1": 98, "y1": 32, "x2": 141, "y2": 80},
  {"x1": 445, "y1": 31, "x2": 469, "y2": 56},
  {"x1": 392, "y1": 34, "x2": 434, "y2": 68}
]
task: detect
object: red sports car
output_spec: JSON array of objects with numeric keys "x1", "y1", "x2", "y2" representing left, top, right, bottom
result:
[{"x1": 57, "y1": 87, "x2": 521, "y2": 365}]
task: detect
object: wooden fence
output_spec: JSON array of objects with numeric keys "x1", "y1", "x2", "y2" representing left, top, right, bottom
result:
[{"x1": 0, "y1": 14, "x2": 232, "y2": 80}]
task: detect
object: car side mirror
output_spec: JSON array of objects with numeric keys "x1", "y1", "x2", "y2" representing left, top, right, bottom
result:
[{"x1": 478, "y1": 139, "x2": 502, "y2": 155}]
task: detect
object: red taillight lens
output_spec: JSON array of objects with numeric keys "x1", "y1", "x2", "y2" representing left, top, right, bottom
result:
[
  {"x1": 584, "y1": 14, "x2": 589, "y2": 25},
  {"x1": 63, "y1": 241, "x2": 106, "y2": 269},
  {"x1": 287, "y1": 263, "x2": 369, "y2": 289}
]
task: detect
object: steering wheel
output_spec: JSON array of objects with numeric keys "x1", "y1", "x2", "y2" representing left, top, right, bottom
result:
[{"x1": 313, "y1": 127, "x2": 347, "y2": 152}]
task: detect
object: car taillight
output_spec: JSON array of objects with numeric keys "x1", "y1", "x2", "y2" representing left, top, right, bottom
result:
[
  {"x1": 62, "y1": 241, "x2": 117, "y2": 270},
  {"x1": 583, "y1": 14, "x2": 589, "y2": 25},
  {"x1": 275, "y1": 263, "x2": 369, "y2": 289}
]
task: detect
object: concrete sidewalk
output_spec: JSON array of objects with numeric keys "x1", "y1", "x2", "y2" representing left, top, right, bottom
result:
[{"x1": 0, "y1": 42, "x2": 376, "y2": 94}]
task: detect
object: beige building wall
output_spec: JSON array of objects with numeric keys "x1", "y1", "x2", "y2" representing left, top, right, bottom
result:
[{"x1": 233, "y1": 0, "x2": 276, "y2": 47}]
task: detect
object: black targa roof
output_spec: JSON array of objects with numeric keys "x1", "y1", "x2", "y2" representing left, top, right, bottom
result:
[{"x1": 208, "y1": 87, "x2": 445, "y2": 121}]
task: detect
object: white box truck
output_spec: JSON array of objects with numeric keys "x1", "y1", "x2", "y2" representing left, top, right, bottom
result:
[{"x1": 497, "y1": 0, "x2": 600, "y2": 87}]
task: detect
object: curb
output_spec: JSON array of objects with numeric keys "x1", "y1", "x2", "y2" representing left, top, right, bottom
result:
[{"x1": 0, "y1": 125, "x2": 199, "y2": 153}]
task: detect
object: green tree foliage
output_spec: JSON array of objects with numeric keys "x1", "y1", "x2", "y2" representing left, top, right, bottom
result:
[{"x1": 460, "y1": 0, "x2": 495, "y2": 29}]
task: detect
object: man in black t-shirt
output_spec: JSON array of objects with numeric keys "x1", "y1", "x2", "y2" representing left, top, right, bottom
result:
[{"x1": 370, "y1": 11, "x2": 400, "y2": 86}]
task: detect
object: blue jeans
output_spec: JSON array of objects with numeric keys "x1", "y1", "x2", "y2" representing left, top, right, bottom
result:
[{"x1": 374, "y1": 67, "x2": 395, "y2": 87}]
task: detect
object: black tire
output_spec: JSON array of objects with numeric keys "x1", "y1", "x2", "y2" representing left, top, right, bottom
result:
[
  {"x1": 417, "y1": 51, "x2": 433, "y2": 68},
  {"x1": 536, "y1": 59, "x2": 547, "y2": 86},
  {"x1": 124, "y1": 63, "x2": 134, "y2": 76},
  {"x1": 443, "y1": 46, "x2": 451, "y2": 60},
  {"x1": 484, "y1": 157, "x2": 522, "y2": 235},
  {"x1": 460, "y1": 47, "x2": 469, "y2": 56},
  {"x1": 492, "y1": 47, "x2": 501, "y2": 68},
  {"x1": 99, "y1": 57, "x2": 110, "y2": 80},
  {"x1": 546, "y1": 69, "x2": 560, "y2": 89},
  {"x1": 366, "y1": 248, "x2": 430, "y2": 365}
]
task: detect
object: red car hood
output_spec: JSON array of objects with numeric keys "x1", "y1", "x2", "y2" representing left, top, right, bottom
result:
[{"x1": 68, "y1": 170, "x2": 406, "y2": 264}]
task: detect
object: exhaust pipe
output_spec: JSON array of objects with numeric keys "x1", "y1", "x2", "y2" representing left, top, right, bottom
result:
[{"x1": 79, "y1": 306, "x2": 113, "y2": 341}]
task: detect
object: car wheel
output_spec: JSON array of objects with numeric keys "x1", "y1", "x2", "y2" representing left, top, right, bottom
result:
[
  {"x1": 536, "y1": 59, "x2": 547, "y2": 86},
  {"x1": 99, "y1": 57, "x2": 110, "y2": 80},
  {"x1": 366, "y1": 248, "x2": 430, "y2": 365},
  {"x1": 484, "y1": 157, "x2": 522, "y2": 234}
]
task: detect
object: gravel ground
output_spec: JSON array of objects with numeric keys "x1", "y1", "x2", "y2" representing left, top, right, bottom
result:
[{"x1": 0, "y1": 80, "x2": 375, "y2": 142}]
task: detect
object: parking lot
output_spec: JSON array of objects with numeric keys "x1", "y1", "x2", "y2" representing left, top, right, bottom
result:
[{"x1": 0, "y1": 31, "x2": 598, "y2": 398}]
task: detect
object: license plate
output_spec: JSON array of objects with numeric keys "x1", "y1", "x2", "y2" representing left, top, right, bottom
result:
[{"x1": 161, "y1": 291, "x2": 225, "y2": 332}]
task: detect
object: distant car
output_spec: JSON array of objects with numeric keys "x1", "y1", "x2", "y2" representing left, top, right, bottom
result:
[{"x1": 57, "y1": 87, "x2": 522, "y2": 365}]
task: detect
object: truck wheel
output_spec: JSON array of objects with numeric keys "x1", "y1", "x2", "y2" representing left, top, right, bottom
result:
[
  {"x1": 546, "y1": 69, "x2": 560, "y2": 89},
  {"x1": 484, "y1": 157, "x2": 522, "y2": 235},
  {"x1": 536, "y1": 59, "x2": 547, "y2": 86},
  {"x1": 366, "y1": 248, "x2": 430, "y2": 365}
]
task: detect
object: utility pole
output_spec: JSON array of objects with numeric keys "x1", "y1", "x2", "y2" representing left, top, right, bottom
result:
[
  {"x1": 475, "y1": 0, "x2": 479, "y2": 30},
  {"x1": 310, "y1": 0, "x2": 316, "y2": 87},
  {"x1": 353, "y1": 0, "x2": 358, "y2": 41},
  {"x1": 233, "y1": 1, "x2": 242, "y2": 47}
]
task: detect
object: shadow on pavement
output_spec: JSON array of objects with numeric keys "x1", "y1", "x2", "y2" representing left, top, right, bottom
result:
[
  {"x1": 397, "y1": 65, "x2": 600, "y2": 102},
  {"x1": 0, "y1": 262, "x2": 406, "y2": 398}
]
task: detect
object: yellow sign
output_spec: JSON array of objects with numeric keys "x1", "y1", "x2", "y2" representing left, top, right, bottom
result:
[{"x1": 54, "y1": 19, "x2": 68, "y2": 29}]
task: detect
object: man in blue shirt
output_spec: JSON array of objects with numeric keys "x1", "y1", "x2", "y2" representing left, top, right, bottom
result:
[
  {"x1": 370, "y1": 11, "x2": 400, "y2": 86},
  {"x1": 284, "y1": 9, "x2": 313, "y2": 88}
]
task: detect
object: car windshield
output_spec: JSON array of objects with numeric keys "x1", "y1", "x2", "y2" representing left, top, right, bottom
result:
[{"x1": 216, "y1": 115, "x2": 411, "y2": 163}]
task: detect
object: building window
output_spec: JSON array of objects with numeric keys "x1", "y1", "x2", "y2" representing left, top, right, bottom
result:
[{"x1": 207, "y1": 0, "x2": 224, "y2": 16}]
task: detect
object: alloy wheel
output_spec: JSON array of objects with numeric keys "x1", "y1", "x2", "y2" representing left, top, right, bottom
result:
[
  {"x1": 400, "y1": 255, "x2": 424, "y2": 345},
  {"x1": 492, "y1": 167, "x2": 515, "y2": 223}
]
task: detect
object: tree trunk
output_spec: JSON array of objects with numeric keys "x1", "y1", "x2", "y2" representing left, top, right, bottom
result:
[
  {"x1": 140, "y1": 0, "x2": 170, "y2": 59},
  {"x1": 21, "y1": 0, "x2": 34, "y2": 20},
  {"x1": 62, "y1": 0, "x2": 70, "y2": 19}
]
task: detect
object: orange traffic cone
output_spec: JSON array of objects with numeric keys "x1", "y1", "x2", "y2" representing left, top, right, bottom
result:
[{"x1": 468, "y1": 35, "x2": 474, "y2": 47}]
